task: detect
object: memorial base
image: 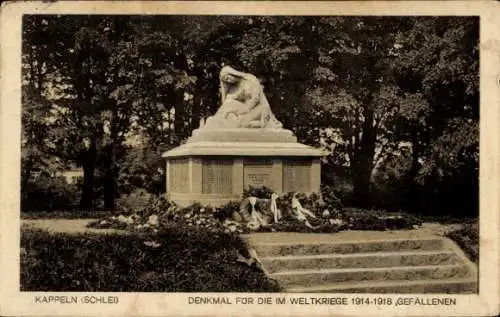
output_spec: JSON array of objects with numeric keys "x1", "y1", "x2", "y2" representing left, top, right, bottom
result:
[{"x1": 163, "y1": 141, "x2": 323, "y2": 207}]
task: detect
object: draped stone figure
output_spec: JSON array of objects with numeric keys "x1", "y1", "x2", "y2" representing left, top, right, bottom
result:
[
  {"x1": 203, "y1": 66, "x2": 283, "y2": 129},
  {"x1": 163, "y1": 65, "x2": 324, "y2": 209}
]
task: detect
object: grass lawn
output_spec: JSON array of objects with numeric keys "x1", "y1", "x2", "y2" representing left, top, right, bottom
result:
[{"x1": 21, "y1": 226, "x2": 281, "y2": 292}]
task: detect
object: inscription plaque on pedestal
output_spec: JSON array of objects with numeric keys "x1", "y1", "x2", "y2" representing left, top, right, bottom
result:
[
  {"x1": 202, "y1": 160, "x2": 233, "y2": 194},
  {"x1": 283, "y1": 159, "x2": 311, "y2": 193},
  {"x1": 169, "y1": 158, "x2": 189, "y2": 193},
  {"x1": 243, "y1": 159, "x2": 273, "y2": 189}
]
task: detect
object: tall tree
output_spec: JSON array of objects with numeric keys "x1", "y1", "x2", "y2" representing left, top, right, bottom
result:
[
  {"x1": 391, "y1": 16, "x2": 479, "y2": 215},
  {"x1": 304, "y1": 17, "x2": 415, "y2": 206},
  {"x1": 21, "y1": 15, "x2": 76, "y2": 191}
]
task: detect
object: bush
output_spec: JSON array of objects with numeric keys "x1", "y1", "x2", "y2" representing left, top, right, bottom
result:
[
  {"x1": 21, "y1": 176, "x2": 80, "y2": 211},
  {"x1": 320, "y1": 185, "x2": 344, "y2": 211},
  {"x1": 446, "y1": 222, "x2": 479, "y2": 263},
  {"x1": 137, "y1": 195, "x2": 178, "y2": 218},
  {"x1": 20, "y1": 227, "x2": 281, "y2": 292},
  {"x1": 114, "y1": 194, "x2": 178, "y2": 218},
  {"x1": 341, "y1": 208, "x2": 422, "y2": 231},
  {"x1": 115, "y1": 189, "x2": 153, "y2": 214}
]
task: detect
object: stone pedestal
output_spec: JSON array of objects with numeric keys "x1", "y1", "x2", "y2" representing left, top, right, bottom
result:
[{"x1": 162, "y1": 128, "x2": 324, "y2": 207}]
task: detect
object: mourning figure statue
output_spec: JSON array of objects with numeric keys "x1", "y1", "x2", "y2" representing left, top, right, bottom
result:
[{"x1": 203, "y1": 66, "x2": 283, "y2": 129}]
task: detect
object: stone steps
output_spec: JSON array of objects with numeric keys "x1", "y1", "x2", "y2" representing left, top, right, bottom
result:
[
  {"x1": 253, "y1": 238, "x2": 444, "y2": 257},
  {"x1": 270, "y1": 264, "x2": 470, "y2": 288},
  {"x1": 246, "y1": 234, "x2": 478, "y2": 293},
  {"x1": 261, "y1": 250, "x2": 459, "y2": 273},
  {"x1": 287, "y1": 278, "x2": 478, "y2": 294}
]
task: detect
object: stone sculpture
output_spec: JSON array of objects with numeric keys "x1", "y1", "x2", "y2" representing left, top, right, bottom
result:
[
  {"x1": 163, "y1": 65, "x2": 324, "y2": 207},
  {"x1": 204, "y1": 66, "x2": 283, "y2": 129}
]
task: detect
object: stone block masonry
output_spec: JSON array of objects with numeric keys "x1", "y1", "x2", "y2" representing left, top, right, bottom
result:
[{"x1": 164, "y1": 155, "x2": 322, "y2": 207}]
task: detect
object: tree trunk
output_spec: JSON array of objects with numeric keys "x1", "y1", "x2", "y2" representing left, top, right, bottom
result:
[
  {"x1": 191, "y1": 92, "x2": 201, "y2": 131},
  {"x1": 410, "y1": 130, "x2": 421, "y2": 179},
  {"x1": 103, "y1": 102, "x2": 120, "y2": 211},
  {"x1": 80, "y1": 138, "x2": 97, "y2": 210},
  {"x1": 190, "y1": 70, "x2": 203, "y2": 131},
  {"x1": 173, "y1": 88, "x2": 186, "y2": 141},
  {"x1": 406, "y1": 125, "x2": 424, "y2": 213},
  {"x1": 21, "y1": 159, "x2": 33, "y2": 192},
  {"x1": 173, "y1": 54, "x2": 190, "y2": 141},
  {"x1": 103, "y1": 148, "x2": 117, "y2": 211},
  {"x1": 351, "y1": 152, "x2": 374, "y2": 208},
  {"x1": 351, "y1": 106, "x2": 377, "y2": 208}
]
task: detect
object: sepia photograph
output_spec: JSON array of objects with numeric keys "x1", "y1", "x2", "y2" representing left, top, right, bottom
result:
[
  {"x1": 19, "y1": 13, "x2": 479, "y2": 293},
  {"x1": 1, "y1": 1, "x2": 499, "y2": 317}
]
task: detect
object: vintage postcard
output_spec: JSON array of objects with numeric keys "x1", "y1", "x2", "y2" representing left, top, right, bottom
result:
[{"x1": 1, "y1": 1, "x2": 499, "y2": 316}]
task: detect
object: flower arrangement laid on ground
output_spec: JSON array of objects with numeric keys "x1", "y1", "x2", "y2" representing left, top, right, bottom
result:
[{"x1": 87, "y1": 186, "x2": 422, "y2": 234}]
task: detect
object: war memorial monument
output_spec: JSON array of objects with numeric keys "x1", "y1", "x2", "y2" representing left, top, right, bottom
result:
[{"x1": 163, "y1": 66, "x2": 324, "y2": 207}]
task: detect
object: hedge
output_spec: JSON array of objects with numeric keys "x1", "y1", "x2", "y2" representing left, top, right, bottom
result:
[{"x1": 21, "y1": 227, "x2": 281, "y2": 292}]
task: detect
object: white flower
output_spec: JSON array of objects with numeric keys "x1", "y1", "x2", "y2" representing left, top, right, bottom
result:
[
  {"x1": 147, "y1": 214, "x2": 159, "y2": 226},
  {"x1": 144, "y1": 241, "x2": 161, "y2": 248},
  {"x1": 329, "y1": 218, "x2": 344, "y2": 226},
  {"x1": 322, "y1": 210, "x2": 330, "y2": 218},
  {"x1": 118, "y1": 215, "x2": 134, "y2": 224}
]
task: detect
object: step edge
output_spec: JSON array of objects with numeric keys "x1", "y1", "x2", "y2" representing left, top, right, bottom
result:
[
  {"x1": 251, "y1": 237, "x2": 444, "y2": 247},
  {"x1": 270, "y1": 263, "x2": 467, "y2": 276},
  {"x1": 261, "y1": 250, "x2": 456, "y2": 261},
  {"x1": 286, "y1": 278, "x2": 478, "y2": 292}
]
